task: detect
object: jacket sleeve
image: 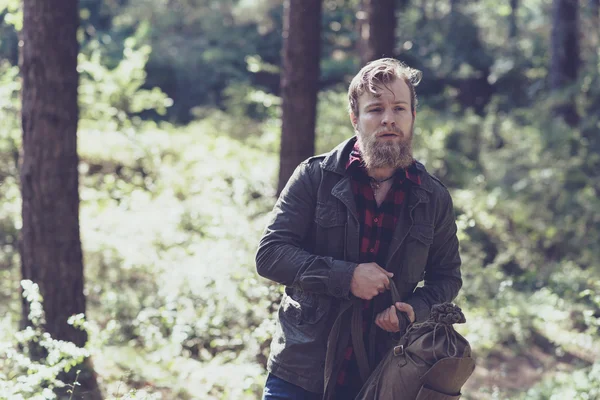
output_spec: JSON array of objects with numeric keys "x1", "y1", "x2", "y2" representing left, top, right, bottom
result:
[
  {"x1": 255, "y1": 160, "x2": 358, "y2": 299},
  {"x1": 405, "y1": 189, "x2": 463, "y2": 323}
]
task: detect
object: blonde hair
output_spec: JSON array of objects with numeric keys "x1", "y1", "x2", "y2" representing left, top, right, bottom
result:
[{"x1": 348, "y1": 58, "x2": 422, "y2": 117}]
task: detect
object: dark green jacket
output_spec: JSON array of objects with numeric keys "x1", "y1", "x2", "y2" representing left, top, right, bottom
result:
[{"x1": 256, "y1": 137, "x2": 462, "y2": 394}]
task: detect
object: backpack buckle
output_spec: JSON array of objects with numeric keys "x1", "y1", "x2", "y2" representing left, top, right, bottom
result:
[{"x1": 393, "y1": 345, "x2": 404, "y2": 356}]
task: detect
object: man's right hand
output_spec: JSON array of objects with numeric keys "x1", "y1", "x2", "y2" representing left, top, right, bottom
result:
[{"x1": 350, "y1": 262, "x2": 394, "y2": 300}]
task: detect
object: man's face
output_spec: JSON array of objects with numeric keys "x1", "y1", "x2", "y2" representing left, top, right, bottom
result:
[{"x1": 351, "y1": 78, "x2": 415, "y2": 170}]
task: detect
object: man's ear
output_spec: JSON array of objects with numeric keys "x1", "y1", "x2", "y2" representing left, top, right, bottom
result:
[
  {"x1": 350, "y1": 112, "x2": 358, "y2": 129},
  {"x1": 412, "y1": 110, "x2": 417, "y2": 121}
]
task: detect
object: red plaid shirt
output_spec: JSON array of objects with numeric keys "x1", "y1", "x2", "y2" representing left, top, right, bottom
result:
[{"x1": 336, "y1": 142, "x2": 421, "y2": 388}]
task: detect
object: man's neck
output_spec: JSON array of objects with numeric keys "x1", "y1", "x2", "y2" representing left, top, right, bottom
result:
[{"x1": 366, "y1": 166, "x2": 397, "y2": 181}]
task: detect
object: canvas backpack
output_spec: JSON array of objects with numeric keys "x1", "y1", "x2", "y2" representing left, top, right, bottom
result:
[{"x1": 352, "y1": 281, "x2": 476, "y2": 399}]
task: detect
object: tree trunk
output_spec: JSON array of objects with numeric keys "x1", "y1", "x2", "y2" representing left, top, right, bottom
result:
[
  {"x1": 592, "y1": 0, "x2": 599, "y2": 63},
  {"x1": 450, "y1": 0, "x2": 460, "y2": 14},
  {"x1": 550, "y1": 0, "x2": 580, "y2": 127},
  {"x1": 583, "y1": 0, "x2": 600, "y2": 197},
  {"x1": 418, "y1": 0, "x2": 428, "y2": 28},
  {"x1": 509, "y1": 0, "x2": 519, "y2": 38},
  {"x1": 277, "y1": 0, "x2": 322, "y2": 195},
  {"x1": 20, "y1": 0, "x2": 101, "y2": 398},
  {"x1": 360, "y1": 0, "x2": 398, "y2": 64},
  {"x1": 357, "y1": 0, "x2": 370, "y2": 63}
]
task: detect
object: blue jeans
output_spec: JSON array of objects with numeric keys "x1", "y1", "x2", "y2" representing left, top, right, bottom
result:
[
  {"x1": 262, "y1": 373, "x2": 359, "y2": 400},
  {"x1": 262, "y1": 373, "x2": 322, "y2": 400}
]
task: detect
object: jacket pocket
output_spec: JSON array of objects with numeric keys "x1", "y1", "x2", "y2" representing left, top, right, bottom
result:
[
  {"x1": 415, "y1": 385, "x2": 461, "y2": 400},
  {"x1": 314, "y1": 202, "x2": 346, "y2": 259},
  {"x1": 281, "y1": 291, "x2": 330, "y2": 325},
  {"x1": 315, "y1": 202, "x2": 345, "y2": 228},
  {"x1": 409, "y1": 224, "x2": 434, "y2": 245},
  {"x1": 403, "y1": 224, "x2": 434, "y2": 281}
]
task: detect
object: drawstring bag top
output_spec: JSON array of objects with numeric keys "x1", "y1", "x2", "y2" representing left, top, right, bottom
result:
[{"x1": 429, "y1": 303, "x2": 466, "y2": 325}]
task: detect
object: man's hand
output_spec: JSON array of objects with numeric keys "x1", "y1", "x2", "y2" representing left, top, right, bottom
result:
[
  {"x1": 350, "y1": 262, "x2": 393, "y2": 300},
  {"x1": 375, "y1": 302, "x2": 415, "y2": 332}
]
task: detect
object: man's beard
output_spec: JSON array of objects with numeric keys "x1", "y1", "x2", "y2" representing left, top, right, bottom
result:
[{"x1": 356, "y1": 126, "x2": 414, "y2": 170}]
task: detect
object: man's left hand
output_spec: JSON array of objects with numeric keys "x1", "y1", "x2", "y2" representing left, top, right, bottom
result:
[{"x1": 375, "y1": 302, "x2": 415, "y2": 332}]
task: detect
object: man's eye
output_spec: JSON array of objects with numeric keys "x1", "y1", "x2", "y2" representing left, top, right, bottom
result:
[
  {"x1": 369, "y1": 108, "x2": 382, "y2": 112},
  {"x1": 395, "y1": 107, "x2": 405, "y2": 111}
]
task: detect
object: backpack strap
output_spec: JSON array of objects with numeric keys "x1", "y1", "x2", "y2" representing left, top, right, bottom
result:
[
  {"x1": 323, "y1": 301, "x2": 353, "y2": 400},
  {"x1": 390, "y1": 278, "x2": 412, "y2": 335},
  {"x1": 351, "y1": 300, "x2": 370, "y2": 382},
  {"x1": 352, "y1": 279, "x2": 411, "y2": 384}
]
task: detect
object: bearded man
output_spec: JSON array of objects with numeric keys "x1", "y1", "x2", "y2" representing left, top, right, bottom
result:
[{"x1": 256, "y1": 58, "x2": 463, "y2": 400}]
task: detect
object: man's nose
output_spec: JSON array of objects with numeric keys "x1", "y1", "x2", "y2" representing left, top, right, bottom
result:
[{"x1": 381, "y1": 109, "x2": 395, "y2": 126}]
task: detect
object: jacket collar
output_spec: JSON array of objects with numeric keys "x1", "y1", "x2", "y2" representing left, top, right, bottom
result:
[{"x1": 320, "y1": 136, "x2": 435, "y2": 193}]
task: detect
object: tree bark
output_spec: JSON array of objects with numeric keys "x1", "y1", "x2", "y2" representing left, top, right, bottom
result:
[
  {"x1": 356, "y1": 0, "x2": 370, "y2": 64},
  {"x1": 583, "y1": 0, "x2": 600, "y2": 197},
  {"x1": 592, "y1": 0, "x2": 600, "y2": 61},
  {"x1": 20, "y1": 0, "x2": 101, "y2": 398},
  {"x1": 450, "y1": 0, "x2": 460, "y2": 14},
  {"x1": 360, "y1": 0, "x2": 398, "y2": 64},
  {"x1": 418, "y1": 0, "x2": 428, "y2": 28},
  {"x1": 509, "y1": 0, "x2": 519, "y2": 39},
  {"x1": 277, "y1": 0, "x2": 322, "y2": 195},
  {"x1": 550, "y1": 0, "x2": 580, "y2": 127}
]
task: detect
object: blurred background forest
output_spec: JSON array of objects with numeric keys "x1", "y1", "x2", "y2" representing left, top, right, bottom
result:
[{"x1": 0, "y1": 0, "x2": 599, "y2": 399}]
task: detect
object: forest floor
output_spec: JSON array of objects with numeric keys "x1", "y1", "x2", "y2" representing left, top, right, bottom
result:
[{"x1": 464, "y1": 344, "x2": 586, "y2": 399}]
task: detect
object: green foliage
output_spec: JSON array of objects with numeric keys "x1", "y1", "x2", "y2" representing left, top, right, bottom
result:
[
  {"x1": 315, "y1": 88, "x2": 354, "y2": 155},
  {"x1": 78, "y1": 29, "x2": 173, "y2": 131},
  {"x1": 74, "y1": 121, "x2": 280, "y2": 398},
  {"x1": 220, "y1": 81, "x2": 281, "y2": 122},
  {"x1": 0, "y1": 61, "x2": 20, "y2": 320},
  {"x1": 522, "y1": 362, "x2": 600, "y2": 399},
  {"x1": 0, "y1": 283, "x2": 170, "y2": 400},
  {"x1": 0, "y1": 0, "x2": 21, "y2": 31},
  {"x1": 416, "y1": 98, "x2": 600, "y2": 344},
  {"x1": 102, "y1": 0, "x2": 285, "y2": 122},
  {"x1": 0, "y1": 281, "x2": 89, "y2": 400}
]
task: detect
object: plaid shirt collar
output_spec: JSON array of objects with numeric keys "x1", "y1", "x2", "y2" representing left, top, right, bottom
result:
[{"x1": 345, "y1": 141, "x2": 422, "y2": 185}]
